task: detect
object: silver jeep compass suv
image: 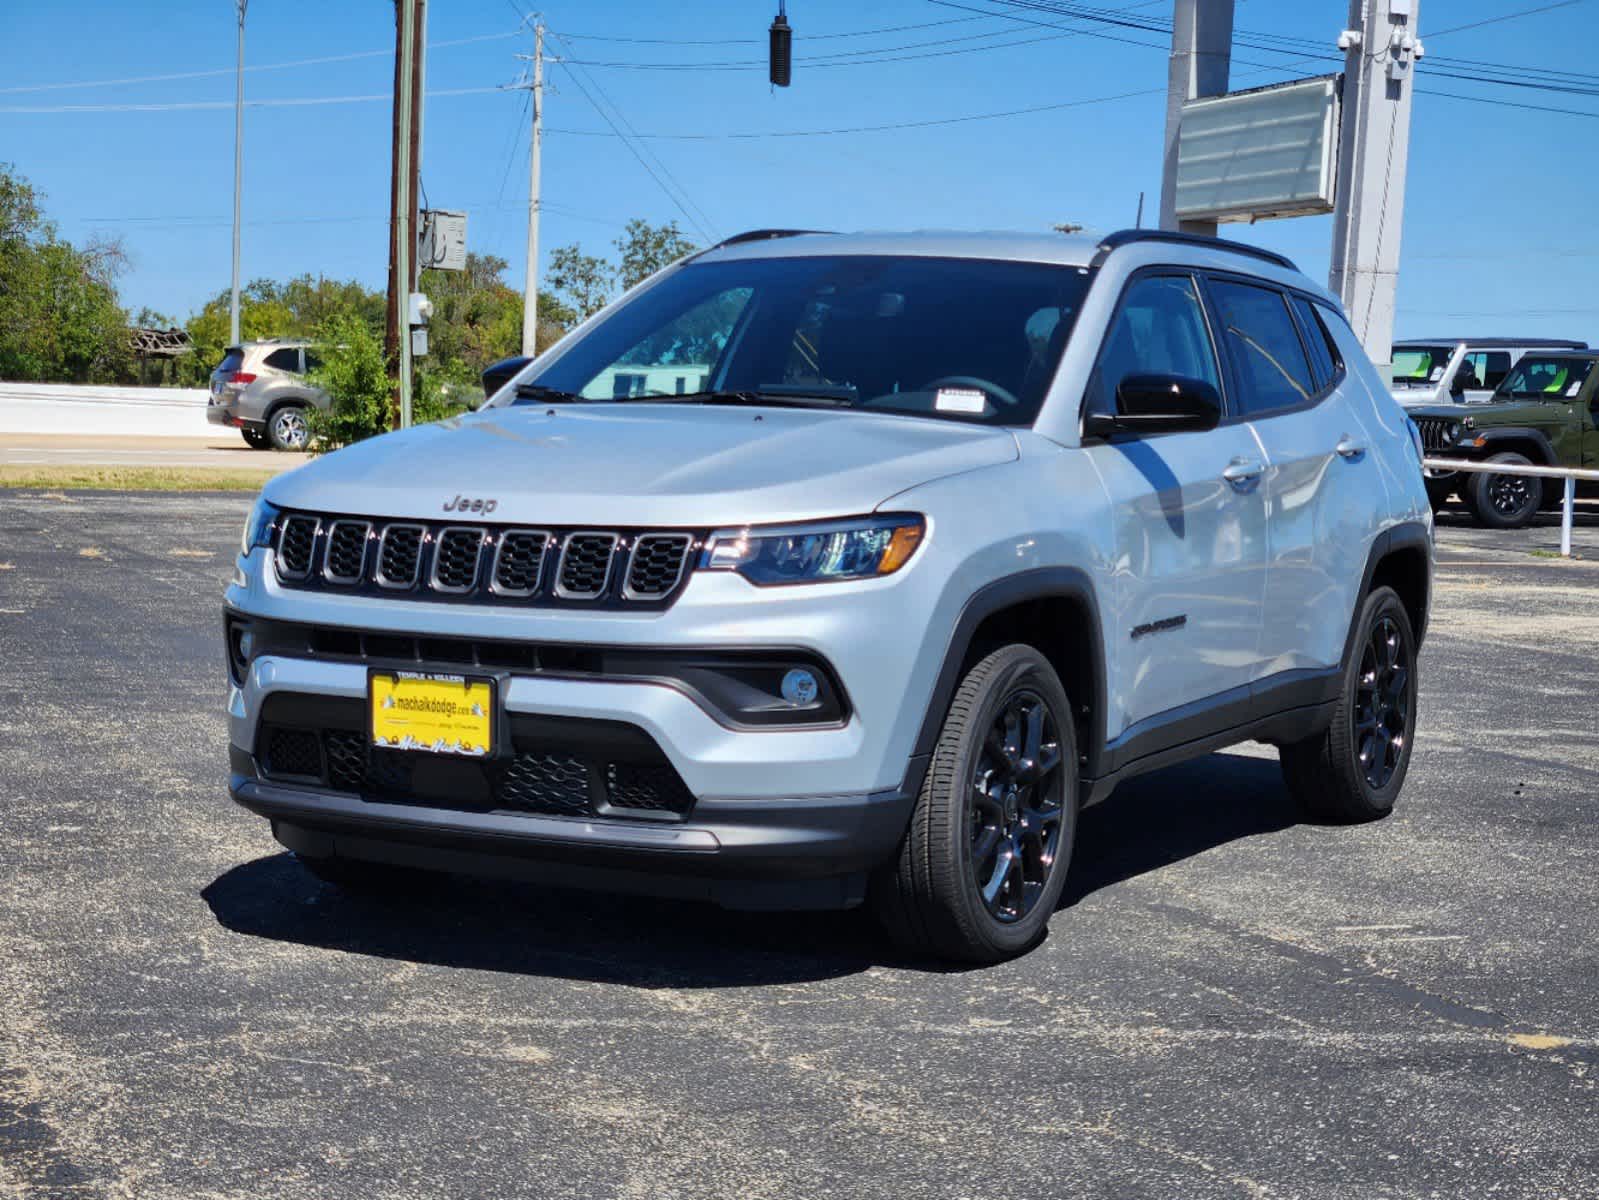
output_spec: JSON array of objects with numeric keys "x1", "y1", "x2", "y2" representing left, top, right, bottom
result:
[{"x1": 224, "y1": 229, "x2": 1433, "y2": 962}]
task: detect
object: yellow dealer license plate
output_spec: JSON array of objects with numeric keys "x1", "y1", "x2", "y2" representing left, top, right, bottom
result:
[{"x1": 369, "y1": 671, "x2": 494, "y2": 757}]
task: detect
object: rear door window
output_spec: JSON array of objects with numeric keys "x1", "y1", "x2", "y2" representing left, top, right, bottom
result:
[
  {"x1": 1207, "y1": 279, "x2": 1315, "y2": 417},
  {"x1": 1289, "y1": 296, "x2": 1342, "y2": 390},
  {"x1": 263, "y1": 348, "x2": 302, "y2": 373},
  {"x1": 216, "y1": 349, "x2": 245, "y2": 375}
]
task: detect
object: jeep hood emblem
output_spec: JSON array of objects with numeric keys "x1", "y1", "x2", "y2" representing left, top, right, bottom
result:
[{"x1": 443, "y1": 494, "x2": 498, "y2": 514}]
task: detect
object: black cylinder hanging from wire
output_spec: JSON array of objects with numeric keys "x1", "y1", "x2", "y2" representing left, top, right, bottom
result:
[{"x1": 769, "y1": 2, "x2": 792, "y2": 87}]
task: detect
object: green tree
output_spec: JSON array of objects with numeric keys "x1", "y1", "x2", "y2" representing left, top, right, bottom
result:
[
  {"x1": 303, "y1": 312, "x2": 395, "y2": 451},
  {"x1": 547, "y1": 244, "x2": 614, "y2": 321},
  {"x1": 614, "y1": 219, "x2": 697, "y2": 290},
  {"x1": 0, "y1": 163, "x2": 130, "y2": 383}
]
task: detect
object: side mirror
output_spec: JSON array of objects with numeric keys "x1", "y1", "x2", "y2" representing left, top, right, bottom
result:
[
  {"x1": 1084, "y1": 374, "x2": 1223, "y2": 439},
  {"x1": 481, "y1": 354, "x2": 533, "y2": 401}
]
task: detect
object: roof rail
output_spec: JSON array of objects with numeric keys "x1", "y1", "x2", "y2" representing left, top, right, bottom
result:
[
  {"x1": 1092, "y1": 229, "x2": 1298, "y2": 272},
  {"x1": 708, "y1": 228, "x2": 833, "y2": 250}
]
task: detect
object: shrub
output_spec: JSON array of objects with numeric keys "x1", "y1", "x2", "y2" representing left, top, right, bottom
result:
[{"x1": 306, "y1": 314, "x2": 471, "y2": 452}]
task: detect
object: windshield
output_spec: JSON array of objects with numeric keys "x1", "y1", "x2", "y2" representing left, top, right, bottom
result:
[
  {"x1": 506, "y1": 255, "x2": 1091, "y2": 425},
  {"x1": 1496, "y1": 356, "x2": 1595, "y2": 399},
  {"x1": 1391, "y1": 346, "x2": 1452, "y2": 385}
]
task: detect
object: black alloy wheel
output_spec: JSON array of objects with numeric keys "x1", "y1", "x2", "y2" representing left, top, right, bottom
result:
[
  {"x1": 1352, "y1": 614, "x2": 1410, "y2": 791},
  {"x1": 969, "y1": 690, "x2": 1066, "y2": 924},
  {"x1": 1486, "y1": 473, "x2": 1535, "y2": 520},
  {"x1": 870, "y1": 644, "x2": 1079, "y2": 963}
]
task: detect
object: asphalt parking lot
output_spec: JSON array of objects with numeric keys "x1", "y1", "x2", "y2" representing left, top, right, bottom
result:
[{"x1": 2, "y1": 491, "x2": 1596, "y2": 1200}]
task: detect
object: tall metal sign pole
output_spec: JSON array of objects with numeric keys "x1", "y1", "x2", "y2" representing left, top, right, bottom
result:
[
  {"x1": 520, "y1": 19, "x2": 545, "y2": 358},
  {"x1": 1158, "y1": 0, "x2": 1233, "y2": 234},
  {"x1": 229, "y1": 0, "x2": 247, "y2": 346},
  {"x1": 1328, "y1": 0, "x2": 1422, "y2": 371}
]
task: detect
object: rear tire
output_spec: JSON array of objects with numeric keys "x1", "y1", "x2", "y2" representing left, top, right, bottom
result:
[
  {"x1": 1464, "y1": 451, "x2": 1540, "y2": 529},
  {"x1": 1279, "y1": 586, "x2": 1417, "y2": 823},
  {"x1": 870, "y1": 645, "x2": 1078, "y2": 963},
  {"x1": 267, "y1": 403, "x2": 311, "y2": 452}
]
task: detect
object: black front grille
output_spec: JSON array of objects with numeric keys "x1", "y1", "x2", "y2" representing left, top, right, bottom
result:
[
  {"x1": 264, "y1": 727, "x2": 321, "y2": 778},
  {"x1": 432, "y1": 527, "x2": 487, "y2": 591},
  {"x1": 376, "y1": 524, "x2": 424, "y2": 588},
  {"x1": 1414, "y1": 416, "x2": 1453, "y2": 453},
  {"x1": 273, "y1": 511, "x2": 698, "y2": 608},
  {"x1": 558, "y1": 533, "x2": 618, "y2": 597},
  {"x1": 324, "y1": 520, "x2": 370, "y2": 583},
  {"x1": 626, "y1": 534, "x2": 692, "y2": 598},
  {"x1": 277, "y1": 515, "x2": 318, "y2": 578},
  {"x1": 256, "y1": 702, "x2": 696, "y2": 820},
  {"x1": 492, "y1": 530, "x2": 549, "y2": 595},
  {"x1": 498, "y1": 753, "x2": 592, "y2": 815},
  {"x1": 605, "y1": 761, "x2": 695, "y2": 814}
]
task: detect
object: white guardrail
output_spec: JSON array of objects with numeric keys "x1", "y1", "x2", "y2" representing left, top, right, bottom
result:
[
  {"x1": 1423, "y1": 457, "x2": 1599, "y2": 558},
  {"x1": 0, "y1": 382, "x2": 212, "y2": 438}
]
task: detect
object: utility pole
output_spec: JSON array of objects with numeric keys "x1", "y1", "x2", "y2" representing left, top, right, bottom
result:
[
  {"x1": 1328, "y1": 0, "x2": 1422, "y2": 371},
  {"x1": 520, "y1": 19, "x2": 545, "y2": 359},
  {"x1": 1158, "y1": 0, "x2": 1233, "y2": 234},
  {"x1": 385, "y1": 0, "x2": 417, "y2": 428},
  {"x1": 410, "y1": 0, "x2": 427, "y2": 293},
  {"x1": 229, "y1": 0, "x2": 247, "y2": 346}
]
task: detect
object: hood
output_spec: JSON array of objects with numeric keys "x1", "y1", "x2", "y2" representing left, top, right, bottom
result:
[
  {"x1": 264, "y1": 403, "x2": 1019, "y2": 527},
  {"x1": 1404, "y1": 401, "x2": 1479, "y2": 419}
]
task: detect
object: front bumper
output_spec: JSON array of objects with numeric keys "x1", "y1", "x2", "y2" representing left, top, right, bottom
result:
[{"x1": 232, "y1": 760, "x2": 914, "y2": 910}]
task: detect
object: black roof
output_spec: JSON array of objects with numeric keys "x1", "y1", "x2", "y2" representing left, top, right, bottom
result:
[
  {"x1": 1093, "y1": 229, "x2": 1297, "y2": 272},
  {"x1": 1394, "y1": 337, "x2": 1588, "y2": 349}
]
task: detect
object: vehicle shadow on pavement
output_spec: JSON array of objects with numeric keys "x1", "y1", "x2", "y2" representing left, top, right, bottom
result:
[
  {"x1": 202, "y1": 852, "x2": 887, "y2": 987},
  {"x1": 1060, "y1": 750, "x2": 1299, "y2": 908}
]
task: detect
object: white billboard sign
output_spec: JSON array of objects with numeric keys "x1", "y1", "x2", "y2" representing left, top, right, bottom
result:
[
  {"x1": 1175, "y1": 76, "x2": 1340, "y2": 224},
  {"x1": 419, "y1": 209, "x2": 468, "y2": 271}
]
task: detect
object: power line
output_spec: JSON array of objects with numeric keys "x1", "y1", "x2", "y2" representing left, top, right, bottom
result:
[
  {"x1": 1425, "y1": 0, "x2": 1588, "y2": 38},
  {"x1": 1418, "y1": 87, "x2": 1599, "y2": 121},
  {"x1": 554, "y1": 14, "x2": 1000, "y2": 45},
  {"x1": 0, "y1": 85, "x2": 506, "y2": 114},
  {"x1": 544, "y1": 40, "x2": 717, "y2": 244},
  {"x1": 0, "y1": 29, "x2": 522, "y2": 95}
]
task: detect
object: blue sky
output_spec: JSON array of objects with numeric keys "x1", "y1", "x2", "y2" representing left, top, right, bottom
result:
[{"x1": 3, "y1": 0, "x2": 1595, "y2": 341}]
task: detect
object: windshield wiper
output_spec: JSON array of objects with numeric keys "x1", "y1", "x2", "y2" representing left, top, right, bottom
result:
[
  {"x1": 512, "y1": 383, "x2": 587, "y2": 404},
  {"x1": 630, "y1": 388, "x2": 856, "y2": 409}
]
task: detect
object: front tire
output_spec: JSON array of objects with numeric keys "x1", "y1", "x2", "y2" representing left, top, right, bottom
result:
[
  {"x1": 871, "y1": 645, "x2": 1078, "y2": 963},
  {"x1": 1279, "y1": 586, "x2": 1417, "y2": 822},
  {"x1": 267, "y1": 404, "x2": 311, "y2": 452},
  {"x1": 1464, "y1": 451, "x2": 1540, "y2": 529},
  {"x1": 1423, "y1": 472, "x2": 1454, "y2": 512}
]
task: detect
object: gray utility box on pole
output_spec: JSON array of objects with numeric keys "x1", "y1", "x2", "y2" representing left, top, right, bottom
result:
[{"x1": 419, "y1": 210, "x2": 467, "y2": 271}]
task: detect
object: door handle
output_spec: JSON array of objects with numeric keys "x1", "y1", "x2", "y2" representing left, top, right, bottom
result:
[
  {"x1": 1222, "y1": 457, "x2": 1265, "y2": 485},
  {"x1": 1335, "y1": 435, "x2": 1367, "y2": 459}
]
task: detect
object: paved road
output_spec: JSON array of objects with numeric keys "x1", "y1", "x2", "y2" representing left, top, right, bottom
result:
[
  {"x1": 0, "y1": 434, "x2": 309, "y2": 472},
  {"x1": 1, "y1": 492, "x2": 1595, "y2": 1199}
]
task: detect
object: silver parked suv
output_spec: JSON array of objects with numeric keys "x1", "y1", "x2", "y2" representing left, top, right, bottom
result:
[
  {"x1": 207, "y1": 339, "x2": 329, "y2": 450},
  {"x1": 224, "y1": 229, "x2": 1433, "y2": 962}
]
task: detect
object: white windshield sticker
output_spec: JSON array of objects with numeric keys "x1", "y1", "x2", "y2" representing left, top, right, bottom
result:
[
  {"x1": 1568, "y1": 382, "x2": 1583, "y2": 397},
  {"x1": 935, "y1": 387, "x2": 987, "y2": 414}
]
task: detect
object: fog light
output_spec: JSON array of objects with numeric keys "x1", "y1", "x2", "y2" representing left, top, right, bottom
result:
[
  {"x1": 239, "y1": 630, "x2": 254, "y2": 659},
  {"x1": 781, "y1": 668, "x2": 819, "y2": 707}
]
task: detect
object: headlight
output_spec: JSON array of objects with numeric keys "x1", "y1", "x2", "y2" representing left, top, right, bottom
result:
[
  {"x1": 700, "y1": 514, "x2": 925, "y2": 586},
  {"x1": 240, "y1": 496, "x2": 280, "y2": 555},
  {"x1": 1446, "y1": 421, "x2": 1462, "y2": 443}
]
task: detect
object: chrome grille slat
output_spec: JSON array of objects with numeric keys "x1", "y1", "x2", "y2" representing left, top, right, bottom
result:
[
  {"x1": 275, "y1": 514, "x2": 319, "y2": 580},
  {"x1": 491, "y1": 529, "x2": 550, "y2": 597},
  {"x1": 322, "y1": 519, "x2": 372, "y2": 585},
  {"x1": 556, "y1": 532, "x2": 619, "y2": 599},
  {"x1": 375, "y1": 524, "x2": 424, "y2": 589},
  {"x1": 431, "y1": 526, "x2": 488, "y2": 593},
  {"x1": 625, "y1": 533, "x2": 693, "y2": 599}
]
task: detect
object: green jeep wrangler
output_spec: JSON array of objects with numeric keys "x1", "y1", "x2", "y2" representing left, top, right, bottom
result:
[{"x1": 1410, "y1": 350, "x2": 1598, "y2": 528}]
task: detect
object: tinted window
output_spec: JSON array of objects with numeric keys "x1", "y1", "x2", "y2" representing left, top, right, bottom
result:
[
  {"x1": 516, "y1": 256, "x2": 1092, "y2": 426},
  {"x1": 1209, "y1": 280, "x2": 1314, "y2": 416},
  {"x1": 1392, "y1": 345, "x2": 1452, "y2": 385},
  {"x1": 263, "y1": 348, "x2": 301, "y2": 373},
  {"x1": 303, "y1": 350, "x2": 323, "y2": 372},
  {"x1": 1457, "y1": 350, "x2": 1511, "y2": 391},
  {"x1": 216, "y1": 348, "x2": 245, "y2": 375},
  {"x1": 1290, "y1": 296, "x2": 1341, "y2": 389},
  {"x1": 1087, "y1": 274, "x2": 1220, "y2": 422},
  {"x1": 1498, "y1": 356, "x2": 1595, "y2": 399}
]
